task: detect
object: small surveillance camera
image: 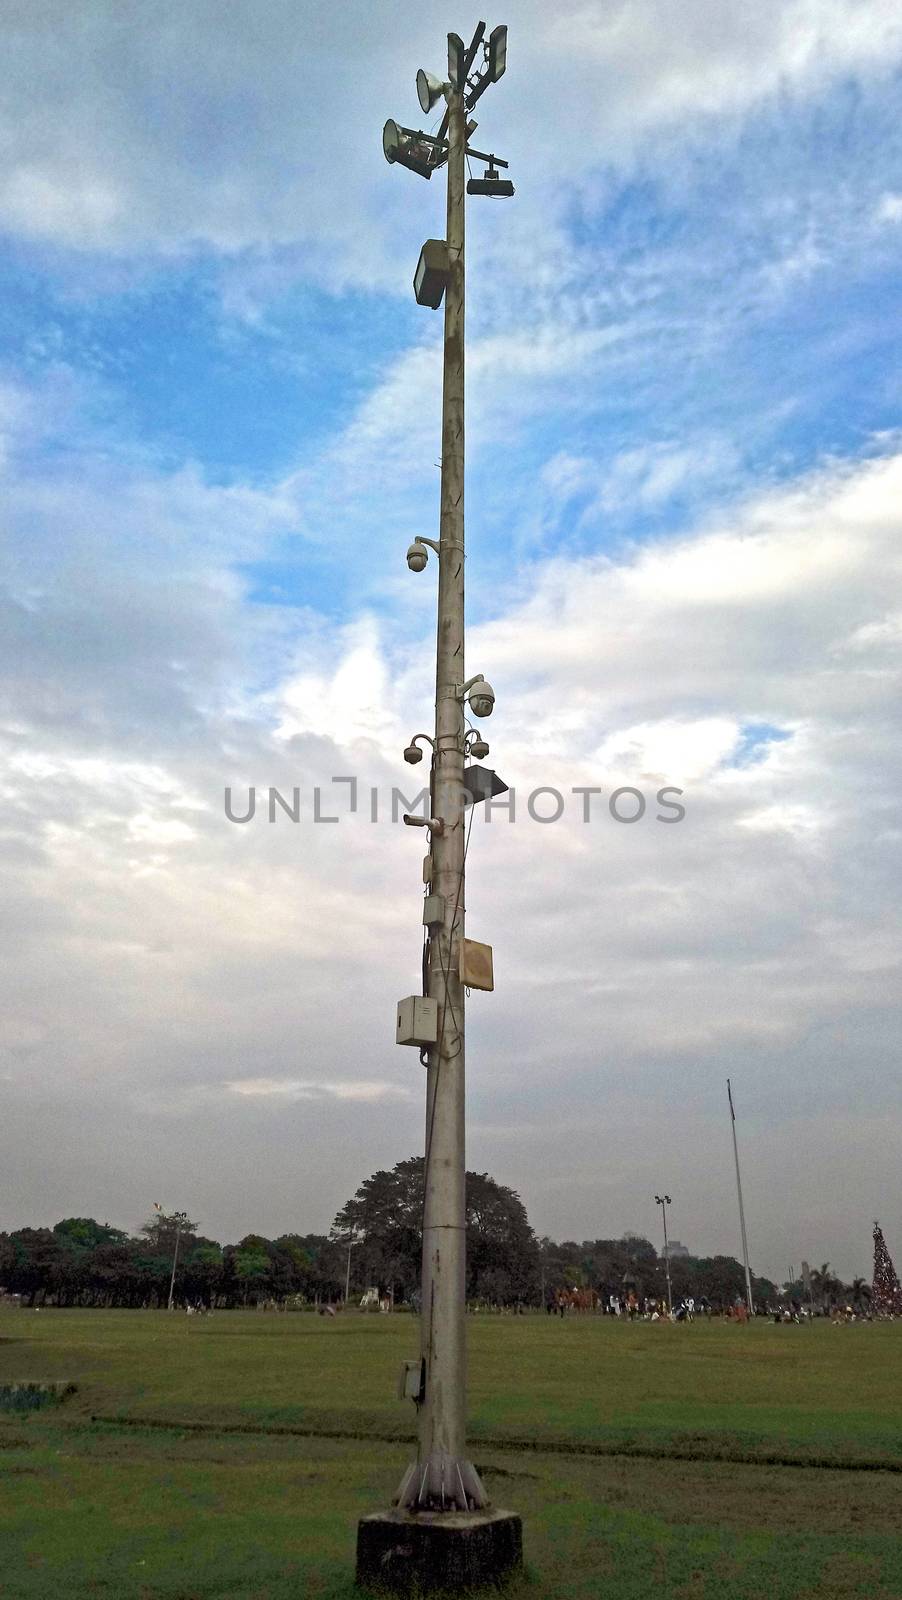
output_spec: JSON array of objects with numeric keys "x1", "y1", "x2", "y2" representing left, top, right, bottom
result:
[
  {"x1": 407, "y1": 543, "x2": 428, "y2": 572},
  {"x1": 468, "y1": 681, "x2": 495, "y2": 718},
  {"x1": 403, "y1": 743, "x2": 424, "y2": 764},
  {"x1": 469, "y1": 736, "x2": 490, "y2": 760}
]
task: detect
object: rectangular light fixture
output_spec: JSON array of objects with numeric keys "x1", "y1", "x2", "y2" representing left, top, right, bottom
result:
[
  {"x1": 488, "y1": 25, "x2": 508, "y2": 82},
  {"x1": 466, "y1": 175, "x2": 515, "y2": 197},
  {"x1": 448, "y1": 32, "x2": 465, "y2": 91},
  {"x1": 414, "y1": 238, "x2": 451, "y2": 308}
]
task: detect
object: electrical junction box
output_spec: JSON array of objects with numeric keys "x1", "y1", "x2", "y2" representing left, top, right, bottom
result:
[
  {"x1": 460, "y1": 938, "x2": 494, "y2": 992},
  {"x1": 396, "y1": 995, "x2": 438, "y2": 1046},
  {"x1": 422, "y1": 894, "x2": 444, "y2": 929},
  {"x1": 397, "y1": 1357, "x2": 425, "y2": 1402},
  {"x1": 422, "y1": 854, "x2": 433, "y2": 885}
]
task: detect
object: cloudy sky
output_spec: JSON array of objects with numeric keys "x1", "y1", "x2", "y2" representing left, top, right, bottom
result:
[{"x1": 2, "y1": 1, "x2": 902, "y2": 1283}]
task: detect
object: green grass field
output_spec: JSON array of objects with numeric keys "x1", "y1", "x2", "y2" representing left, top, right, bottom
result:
[{"x1": 2, "y1": 1309, "x2": 901, "y2": 1598}]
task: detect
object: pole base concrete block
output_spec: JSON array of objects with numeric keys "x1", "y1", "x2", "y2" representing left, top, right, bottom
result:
[{"x1": 356, "y1": 1506, "x2": 522, "y2": 1595}]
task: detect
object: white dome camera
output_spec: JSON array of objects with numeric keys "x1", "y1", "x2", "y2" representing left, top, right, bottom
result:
[
  {"x1": 469, "y1": 736, "x2": 490, "y2": 760},
  {"x1": 403, "y1": 742, "x2": 424, "y2": 764},
  {"x1": 406, "y1": 542, "x2": 428, "y2": 573},
  {"x1": 468, "y1": 680, "x2": 495, "y2": 718}
]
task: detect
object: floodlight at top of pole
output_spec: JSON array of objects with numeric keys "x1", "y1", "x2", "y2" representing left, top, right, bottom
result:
[
  {"x1": 416, "y1": 68, "x2": 447, "y2": 115},
  {"x1": 488, "y1": 24, "x2": 507, "y2": 81},
  {"x1": 448, "y1": 31, "x2": 466, "y2": 91},
  {"x1": 463, "y1": 20, "x2": 508, "y2": 109}
]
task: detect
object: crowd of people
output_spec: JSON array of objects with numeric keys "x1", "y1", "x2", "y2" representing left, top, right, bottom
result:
[
  {"x1": 538, "y1": 1292, "x2": 880, "y2": 1323},
  {"x1": 546, "y1": 1291, "x2": 726, "y2": 1320}
]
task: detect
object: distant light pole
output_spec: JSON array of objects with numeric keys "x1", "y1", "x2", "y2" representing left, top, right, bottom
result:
[
  {"x1": 655, "y1": 1194, "x2": 673, "y2": 1316},
  {"x1": 154, "y1": 1204, "x2": 190, "y2": 1313},
  {"x1": 726, "y1": 1079, "x2": 755, "y2": 1316},
  {"x1": 343, "y1": 1233, "x2": 362, "y2": 1303},
  {"x1": 358, "y1": 20, "x2": 522, "y2": 1594}
]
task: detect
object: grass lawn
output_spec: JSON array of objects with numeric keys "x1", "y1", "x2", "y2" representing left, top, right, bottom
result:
[{"x1": 2, "y1": 1309, "x2": 901, "y2": 1597}]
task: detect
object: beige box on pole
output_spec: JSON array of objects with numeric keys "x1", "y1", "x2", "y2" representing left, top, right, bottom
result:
[{"x1": 460, "y1": 939, "x2": 494, "y2": 991}]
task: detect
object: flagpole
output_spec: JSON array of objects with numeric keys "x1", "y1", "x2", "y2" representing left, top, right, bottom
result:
[{"x1": 727, "y1": 1079, "x2": 754, "y2": 1316}]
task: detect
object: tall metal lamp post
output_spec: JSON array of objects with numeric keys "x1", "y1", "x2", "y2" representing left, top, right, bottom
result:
[
  {"x1": 727, "y1": 1079, "x2": 755, "y2": 1316},
  {"x1": 655, "y1": 1193, "x2": 673, "y2": 1317},
  {"x1": 154, "y1": 1204, "x2": 190, "y2": 1313},
  {"x1": 356, "y1": 21, "x2": 523, "y2": 1595},
  {"x1": 343, "y1": 1232, "x2": 362, "y2": 1304}
]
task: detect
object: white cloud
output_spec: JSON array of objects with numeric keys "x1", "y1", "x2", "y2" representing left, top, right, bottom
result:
[
  {"x1": 229, "y1": 1078, "x2": 411, "y2": 1102},
  {"x1": 837, "y1": 612, "x2": 902, "y2": 654},
  {"x1": 587, "y1": 439, "x2": 741, "y2": 516},
  {"x1": 273, "y1": 617, "x2": 398, "y2": 747},
  {"x1": 876, "y1": 192, "x2": 902, "y2": 223},
  {"x1": 593, "y1": 717, "x2": 741, "y2": 785},
  {"x1": 481, "y1": 451, "x2": 902, "y2": 726}
]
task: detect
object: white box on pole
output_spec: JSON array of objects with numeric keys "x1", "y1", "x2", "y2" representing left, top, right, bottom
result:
[{"x1": 396, "y1": 995, "x2": 439, "y2": 1046}]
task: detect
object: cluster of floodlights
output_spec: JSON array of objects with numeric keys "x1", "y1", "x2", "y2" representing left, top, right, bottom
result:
[{"x1": 383, "y1": 23, "x2": 514, "y2": 313}]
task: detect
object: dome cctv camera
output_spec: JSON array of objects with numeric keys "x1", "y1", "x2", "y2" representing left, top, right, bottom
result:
[
  {"x1": 468, "y1": 681, "x2": 495, "y2": 718},
  {"x1": 406, "y1": 543, "x2": 428, "y2": 572},
  {"x1": 469, "y1": 736, "x2": 490, "y2": 760},
  {"x1": 403, "y1": 743, "x2": 424, "y2": 765}
]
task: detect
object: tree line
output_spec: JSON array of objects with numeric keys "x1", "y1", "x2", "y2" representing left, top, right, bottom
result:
[
  {"x1": 3, "y1": 1158, "x2": 861, "y2": 1311},
  {"x1": 0, "y1": 1215, "x2": 348, "y2": 1309},
  {"x1": 326, "y1": 1158, "x2": 787, "y2": 1309}
]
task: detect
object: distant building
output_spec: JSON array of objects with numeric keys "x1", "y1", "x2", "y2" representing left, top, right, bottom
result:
[{"x1": 663, "y1": 1240, "x2": 690, "y2": 1260}]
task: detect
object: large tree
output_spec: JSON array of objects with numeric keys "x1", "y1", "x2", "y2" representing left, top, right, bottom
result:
[
  {"x1": 53, "y1": 1217, "x2": 127, "y2": 1251},
  {"x1": 51, "y1": 1218, "x2": 129, "y2": 1306},
  {"x1": 688, "y1": 1255, "x2": 748, "y2": 1306},
  {"x1": 466, "y1": 1170, "x2": 540, "y2": 1302},
  {"x1": 3, "y1": 1228, "x2": 65, "y2": 1305},
  {"x1": 332, "y1": 1156, "x2": 540, "y2": 1305},
  {"x1": 554, "y1": 1235, "x2": 659, "y2": 1301}
]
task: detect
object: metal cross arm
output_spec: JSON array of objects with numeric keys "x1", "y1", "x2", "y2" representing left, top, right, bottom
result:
[{"x1": 464, "y1": 146, "x2": 509, "y2": 168}]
